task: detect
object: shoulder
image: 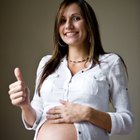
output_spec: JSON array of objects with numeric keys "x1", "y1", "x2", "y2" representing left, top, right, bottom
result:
[
  {"x1": 40, "y1": 55, "x2": 52, "y2": 63},
  {"x1": 36, "y1": 55, "x2": 52, "y2": 75},
  {"x1": 99, "y1": 53, "x2": 127, "y2": 77},
  {"x1": 39, "y1": 55, "x2": 52, "y2": 67},
  {"x1": 99, "y1": 53, "x2": 123, "y2": 66}
]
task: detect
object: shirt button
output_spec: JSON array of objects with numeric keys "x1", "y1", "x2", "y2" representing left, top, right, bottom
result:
[{"x1": 78, "y1": 131, "x2": 82, "y2": 135}]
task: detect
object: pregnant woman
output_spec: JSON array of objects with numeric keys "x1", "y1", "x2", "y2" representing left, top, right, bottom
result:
[{"x1": 8, "y1": 0, "x2": 134, "y2": 140}]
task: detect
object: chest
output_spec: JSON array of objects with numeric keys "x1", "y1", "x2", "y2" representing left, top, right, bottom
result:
[
  {"x1": 68, "y1": 61, "x2": 91, "y2": 75},
  {"x1": 40, "y1": 64, "x2": 110, "y2": 110}
]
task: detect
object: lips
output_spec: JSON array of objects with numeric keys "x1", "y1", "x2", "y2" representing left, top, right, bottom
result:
[{"x1": 64, "y1": 32, "x2": 78, "y2": 37}]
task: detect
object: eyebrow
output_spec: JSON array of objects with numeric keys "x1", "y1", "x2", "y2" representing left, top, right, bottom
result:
[
  {"x1": 71, "y1": 13, "x2": 82, "y2": 16},
  {"x1": 62, "y1": 13, "x2": 82, "y2": 18}
]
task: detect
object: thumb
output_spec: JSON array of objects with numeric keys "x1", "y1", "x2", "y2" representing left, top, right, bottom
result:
[{"x1": 14, "y1": 67, "x2": 24, "y2": 81}]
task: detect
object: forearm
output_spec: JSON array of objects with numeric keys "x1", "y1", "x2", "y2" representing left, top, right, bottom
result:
[
  {"x1": 84, "y1": 106, "x2": 111, "y2": 133},
  {"x1": 21, "y1": 104, "x2": 36, "y2": 127}
]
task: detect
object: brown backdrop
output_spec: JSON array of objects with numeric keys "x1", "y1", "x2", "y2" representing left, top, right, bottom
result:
[{"x1": 0, "y1": 0, "x2": 139, "y2": 139}]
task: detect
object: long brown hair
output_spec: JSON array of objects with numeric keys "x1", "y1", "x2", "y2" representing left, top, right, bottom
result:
[{"x1": 37, "y1": 0, "x2": 106, "y2": 95}]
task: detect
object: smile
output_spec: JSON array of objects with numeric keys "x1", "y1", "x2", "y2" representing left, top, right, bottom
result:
[{"x1": 65, "y1": 32, "x2": 78, "y2": 37}]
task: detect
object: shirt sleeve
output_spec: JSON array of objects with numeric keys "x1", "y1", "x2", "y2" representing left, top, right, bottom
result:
[
  {"x1": 22, "y1": 55, "x2": 51, "y2": 130},
  {"x1": 107, "y1": 56, "x2": 134, "y2": 135}
]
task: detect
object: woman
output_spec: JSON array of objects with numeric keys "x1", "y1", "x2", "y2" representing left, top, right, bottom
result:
[{"x1": 8, "y1": 0, "x2": 134, "y2": 140}]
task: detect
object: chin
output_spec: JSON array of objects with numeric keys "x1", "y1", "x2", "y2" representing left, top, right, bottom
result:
[{"x1": 65, "y1": 40, "x2": 81, "y2": 46}]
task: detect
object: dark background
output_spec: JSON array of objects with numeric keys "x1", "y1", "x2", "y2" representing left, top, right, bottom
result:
[{"x1": 0, "y1": 0, "x2": 139, "y2": 139}]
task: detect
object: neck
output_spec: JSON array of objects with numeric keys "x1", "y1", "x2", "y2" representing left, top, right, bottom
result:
[
  {"x1": 67, "y1": 56, "x2": 89, "y2": 64},
  {"x1": 68, "y1": 45, "x2": 89, "y2": 61}
]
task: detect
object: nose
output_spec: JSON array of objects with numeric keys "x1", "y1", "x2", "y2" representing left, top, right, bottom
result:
[{"x1": 65, "y1": 20, "x2": 73, "y2": 29}]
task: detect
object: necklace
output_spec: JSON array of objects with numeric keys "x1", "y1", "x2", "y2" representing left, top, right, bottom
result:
[{"x1": 67, "y1": 57, "x2": 89, "y2": 64}]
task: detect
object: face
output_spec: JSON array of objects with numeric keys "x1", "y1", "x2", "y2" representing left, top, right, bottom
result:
[{"x1": 59, "y1": 3, "x2": 87, "y2": 47}]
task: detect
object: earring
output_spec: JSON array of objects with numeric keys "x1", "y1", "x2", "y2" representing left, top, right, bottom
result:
[{"x1": 58, "y1": 39, "x2": 67, "y2": 47}]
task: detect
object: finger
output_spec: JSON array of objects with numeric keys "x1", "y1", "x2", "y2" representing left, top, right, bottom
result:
[
  {"x1": 47, "y1": 118, "x2": 64, "y2": 124},
  {"x1": 10, "y1": 91, "x2": 25, "y2": 100},
  {"x1": 14, "y1": 67, "x2": 24, "y2": 82},
  {"x1": 9, "y1": 81, "x2": 23, "y2": 91},
  {"x1": 48, "y1": 105, "x2": 62, "y2": 112},
  {"x1": 47, "y1": 114, "x2": 62, "y2": 119},
  {"x1": 11, "y1": 96, "x2": 25, "y2": 105},
  {"x1": 9, "y1": 84, "x2": 24, "y2": 95},
  {"x1": 9, "y1": 81, "x2": 21, "y2": 88},
  {"x1": 47, "y1": 108, "x2": 61, "y2": 115}
]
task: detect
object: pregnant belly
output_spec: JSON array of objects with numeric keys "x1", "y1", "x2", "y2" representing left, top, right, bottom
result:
[{"x1": 36, "y1": 121, "x2": 77, "y2": 140}]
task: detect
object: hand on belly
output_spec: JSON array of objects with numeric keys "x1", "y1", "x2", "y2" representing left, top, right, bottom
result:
[{"x1": 36, "y1": 121, "x2": 77, "y2": 140}]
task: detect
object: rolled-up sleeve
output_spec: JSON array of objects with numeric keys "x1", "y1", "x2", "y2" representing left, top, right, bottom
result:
[{"x1": 108, "y1": 57, "x2": 134, "y2": 135}]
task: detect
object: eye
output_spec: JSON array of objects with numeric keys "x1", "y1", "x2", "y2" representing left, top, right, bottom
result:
[{"x1": 72, "y1": 16, "x2": 81, "y2": 21}]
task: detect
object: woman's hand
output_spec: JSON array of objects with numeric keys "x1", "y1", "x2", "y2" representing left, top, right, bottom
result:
[
  {"x1": 8, "y1": 68, "x2": 30, "y2": 109},
  {"x1": 46, "y1": 100, "x2": 89, "y2": 124},
  {"x1": 9, "y1": 68, "x2": 38, "y2": 127}
]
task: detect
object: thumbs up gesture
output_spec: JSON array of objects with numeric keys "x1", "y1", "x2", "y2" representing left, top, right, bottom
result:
[
  {"x1": 14, "y1": 67, "x2": 24, "y2": 81},
  {"x1": 8, "y1": 68, "x2": 30, "y2": 108}
]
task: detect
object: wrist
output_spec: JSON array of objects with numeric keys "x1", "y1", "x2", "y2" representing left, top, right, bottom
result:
[
  {"x1": 82, "y1": 106, "x2": 92, "y2": 121},
  {"x1": 20, "y1": 103, "x2": 32, "y2": 112}
]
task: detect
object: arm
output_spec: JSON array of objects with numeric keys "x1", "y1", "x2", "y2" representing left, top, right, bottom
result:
[
  {"x1": 85, "y1": 106, "x2": 111, "y2": 133},
  {"x1": 21, "y1": 104, "x2": 36, "y2": 127},
  {"x1": 107, "y1": 56, "x2": 134, "y2": 135},
  {"x1": 22, "y1": 55, "x2": 52, "y2": 129},
  {"x1": 9, "y1": 56, "x2": 51, "y2": 130},
  {"x1": 8, "y1": 68, "x2": 36, "y2": 127},
  {"x1": 86, "y1": 56, "x2": 134, "y2": 134}
]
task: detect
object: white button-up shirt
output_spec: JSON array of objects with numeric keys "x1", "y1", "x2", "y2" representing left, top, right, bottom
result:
[{"x1": 23, "y1": 53, "x2": 134, "y2": 140}]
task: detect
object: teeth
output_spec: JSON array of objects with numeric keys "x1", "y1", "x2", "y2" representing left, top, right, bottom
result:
[{"x1": 66, "y1": 32, "x2": 77, "y2": 37}]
